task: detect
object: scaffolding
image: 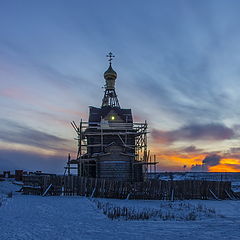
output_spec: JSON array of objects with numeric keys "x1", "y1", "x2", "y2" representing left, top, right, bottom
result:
[
  {"x1": 64, "y1": 53, "x2": 157, "y2": 181},
  {"x1": 64, "y1": 119, "x2": 157, "y2": 180}
]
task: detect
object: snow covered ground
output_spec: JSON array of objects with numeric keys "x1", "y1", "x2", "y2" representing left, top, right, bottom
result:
[
  {"x1": 149, "y1": 172, "x2": 240, "y2": 182},
  {"x1": 0, "y1": 180, "x2": 240, "y2": 240}
]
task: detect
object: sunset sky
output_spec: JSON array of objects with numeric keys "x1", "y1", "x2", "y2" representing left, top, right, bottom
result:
[{"x1": 1, "y1": 0, "x2": 240, "y2": 173}]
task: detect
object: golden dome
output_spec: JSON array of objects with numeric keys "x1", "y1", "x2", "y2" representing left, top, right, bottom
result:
[{"x1": 104, "y1": 63, "x2": 117, "y2": 80}]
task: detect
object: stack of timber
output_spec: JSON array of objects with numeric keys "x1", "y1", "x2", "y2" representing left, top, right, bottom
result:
[{"x1": 22, "y1": 175, "x2": 236, "y2": 200}]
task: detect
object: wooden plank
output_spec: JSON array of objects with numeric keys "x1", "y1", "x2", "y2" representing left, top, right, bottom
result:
[
  {"x1": 225, "y1": 190, "x2": 236, "y2": 200},
  {"x1": 42, "y1": 184, "x2": 52, "y2": 196},
  {"x1": 209, "y1": 188, "x2": 220, "y2": 200}
]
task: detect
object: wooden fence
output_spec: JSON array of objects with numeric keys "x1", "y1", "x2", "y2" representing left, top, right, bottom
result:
[{"x1": 22, "y1": 175, "x2": 235, "y2": 200}]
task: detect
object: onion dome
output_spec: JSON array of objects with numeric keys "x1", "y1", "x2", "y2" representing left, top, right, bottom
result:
[{"x1": 104, "y1": 63, "x2": 117, "y2": 80}]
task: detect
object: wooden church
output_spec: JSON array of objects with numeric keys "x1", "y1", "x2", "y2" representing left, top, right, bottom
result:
[{"x1": 66, "y1": 53, "x2": 150, "y2": 182}]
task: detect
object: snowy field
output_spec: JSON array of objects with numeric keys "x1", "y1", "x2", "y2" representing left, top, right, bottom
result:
[
  {"x1": 0, "y1": 180, "x2": 240, "y2": 240},
  {"x1": 149, "y1": 172, "x2": 240, "y2": 182}
]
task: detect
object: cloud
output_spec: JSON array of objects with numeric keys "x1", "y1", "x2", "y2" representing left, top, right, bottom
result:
[
  {"x1": 191, "y1": 154, "x2": 221, "y2": 172},
  {"x1": 182, "y1": 145, "x2": 202, "y2": 153},
  {"x1": 152, "y1": 123, "x2": 234, "y2": 144},
  {"x1": 229, "y1": 147, "x2": 240, "y2": 154},
  {"x1": 227, "y1": 154, "x2": 240, "y2": 160},
  {"x1": 0, "y1": 119, "x2": 72, "y2": 152},
  {"x1": 202, "y1": 154, "x2": 221, "y2": 166}
]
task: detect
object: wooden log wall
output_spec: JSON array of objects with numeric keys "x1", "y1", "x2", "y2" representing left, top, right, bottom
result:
[{"x1": 22, "y1": 175, "x2": 232, "y2": 200}]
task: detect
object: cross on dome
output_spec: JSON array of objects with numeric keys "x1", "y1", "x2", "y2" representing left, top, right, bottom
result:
[{"x1": 106, "y1": 52, "x2": 115, "y2": 64}]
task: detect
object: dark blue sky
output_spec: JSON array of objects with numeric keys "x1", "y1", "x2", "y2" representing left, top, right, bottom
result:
[{"x1": 1, "y1": 0, "x2": 240, "y2": 172}]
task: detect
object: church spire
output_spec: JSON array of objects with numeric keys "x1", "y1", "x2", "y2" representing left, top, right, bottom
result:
[{"x1": 101, "y1": 52, "x2": 120, "y2": 108}]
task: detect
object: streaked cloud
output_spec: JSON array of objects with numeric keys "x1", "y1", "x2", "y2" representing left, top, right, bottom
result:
[
  {"x1": 152, "y1": 123, "x2": 235, "y2": 144},
  {"x1": 0, "y1": 119, "x2": 72, "y2": 152}
]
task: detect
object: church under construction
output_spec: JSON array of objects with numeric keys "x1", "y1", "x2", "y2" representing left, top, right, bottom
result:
[{"x1": 65, "y1": 53, "x2": 156, "y2": 182}]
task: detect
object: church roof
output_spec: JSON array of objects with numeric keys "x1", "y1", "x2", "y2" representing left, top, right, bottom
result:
[{"x1": 88, "y1": 106, "x2": 133, "y2": 123}]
